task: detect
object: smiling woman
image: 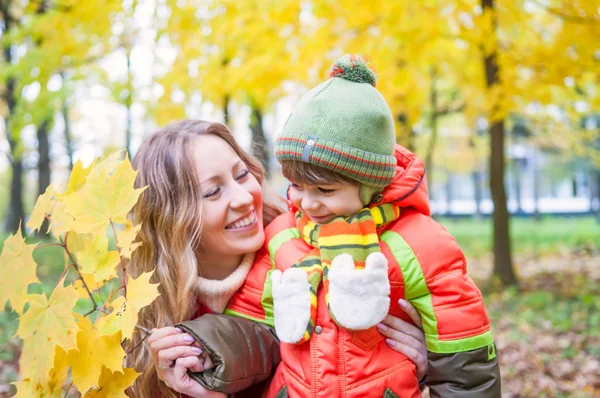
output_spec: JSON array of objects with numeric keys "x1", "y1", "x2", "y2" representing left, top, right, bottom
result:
[{"x1": 125, "y1": 120, "x2": 283, "y2": 398}]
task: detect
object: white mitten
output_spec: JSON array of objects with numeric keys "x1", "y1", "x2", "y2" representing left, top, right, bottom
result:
[
  {"x1": 327, "y1": 252, "x2": 390, "y2": 330},
  {"x1": 270, "y1": 268, "x2": 312, "y2": 344}
]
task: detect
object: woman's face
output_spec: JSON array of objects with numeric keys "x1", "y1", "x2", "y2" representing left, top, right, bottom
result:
[{"x1": 193, "y1": 135, "x2": 264, "y2": 263}]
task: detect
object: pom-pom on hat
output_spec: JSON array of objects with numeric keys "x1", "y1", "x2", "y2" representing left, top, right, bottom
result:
[{"x1": 275, "y1": 54, "x2": 397, "y2": 204}]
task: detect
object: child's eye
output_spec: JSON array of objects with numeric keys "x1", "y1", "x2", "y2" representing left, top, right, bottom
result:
[
  {"x1": 290, "y1": 183, "x2": 303, "y2": 190},
  {"x1": 318, "y1": 187, "x2": 336, "y2": 194},
  {"x1": 236, "y1": 170, "x2": 250, "y2": 181}
]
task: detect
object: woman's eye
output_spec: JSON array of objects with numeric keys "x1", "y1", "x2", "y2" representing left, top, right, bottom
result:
[
  {"x1": 204, "y1": 188, "x2": 220, "y2": 198},
  {"x1": 236, "y1": 170, "x2": 250, "y2": 181},
  {"x1": 318, "y1": 187, "x2": 336, "y2": 194}
]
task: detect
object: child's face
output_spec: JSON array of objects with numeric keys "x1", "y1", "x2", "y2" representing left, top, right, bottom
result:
[{"x1": 288, "y1": 180, "x2": 363, "y2": 224}]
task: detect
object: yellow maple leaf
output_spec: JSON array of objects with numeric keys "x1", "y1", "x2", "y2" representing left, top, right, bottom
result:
[
  {"x1": 50, "y1": 201, "x2": 75, "y2": 238},
  {"x1": 116, "y1": 221, "x2": 142, "y2": 259},
  {"x1": 16, "y1": 346, "x2": 71, "y2": 397},
  {"x1": 11, "y1": 379, "x2": 38, "y2": 398},
  {"x1": 62, "y1": 156, "x2": 146, "y2": 235},
  {"x1": 66, "y1": 232, "x2": 93, "y2": 252},
  {"x1": 67, "y1": 314, "x2": 126, "y2": 395},
  {"x1": 85, "y1": 366, "x2": 140, "y2": 398},
  {"x1": 0, "y1": 225, "x2": 40, "y2": 313},
  {"x1": 96, "y1": 271, "x2": 160, "y2": 339},
  {"x1": 27, "y1": 185, "x2": 57, "y2": 233},
  {"x1": 75, "y1": 235, "x2": 121, "y2": 282},
  {"x1": 73, "y1": 272, "x2": 110, "y2": 299},
  {"x1": 47, "y1": 346, "x2": 70, "y2": 396},
  {"x1": 57, "y1": 160, "x2": 93, "y2": 198},
  {"x1": 16, "y1": 280, "x2": 79, "y2": 385}
]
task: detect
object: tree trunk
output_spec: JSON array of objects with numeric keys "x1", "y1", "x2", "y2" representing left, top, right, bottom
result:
[
  {"x1": 5, "y1": 142, "x2": 25, "y2": 234},
  {"x1": 62, "y1": 92, "x2": 74, "y2": 171},
  {"x1": 250, "y1": 106, "x2": 270, "y2": 177},
  {"x1": 396, "y1": 113, "x2": 416, "y2": 152},
  {"x1": 446, "y1": 172, "x2": 453, "y2": 216},
  {"x1": 37, "y1": 119, "x2": 51, "y2": 235},
  {"x1": 482, "y1": 0, "x2": 517, "y2": 286},
  {"x1": 595, "y1": 170, "x2": 600, "y2": 222},
  {"x1": 473, "y1": 171, "x2": 483, "y2": 219},
  {"x1": 425, "y1": 68, "x2": 438, "y2": 200},
  {"x1": 1, "y1": 4, "x2": 24, "y2": 233},
  {"x1": 125, "y1": 45, "x2": 133, "y2": 158}
]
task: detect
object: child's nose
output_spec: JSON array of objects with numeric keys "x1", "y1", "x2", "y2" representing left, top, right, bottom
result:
[{"x1": 301, "y1": 195, "x2": 320, "y2": 211}]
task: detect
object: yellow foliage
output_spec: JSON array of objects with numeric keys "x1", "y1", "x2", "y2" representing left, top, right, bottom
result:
[
  {"x1": 16, "y1": 280, "x2": 79, "y2": 385},
  {"x1": 116, "y1": 221, "x2": 142, "y2": 260},
  {"x1": 96, "y1": 271, "x2": 160, "y2": 340},
  {"x1": 85, "y1": 366, "x2": 141, "y2": 398},
  {"x1": 66, "y1": 314, "x2": 126, "y2": 394},
  {"x1": 0, "y1": 225, "x2": 40, "y2": 314},
  {"x1": 75, "y1": 235, "x2": 121, "y2": 282},
  {"x1": 5, "y1": 153, "x2": 156, "y2": 395},
  {"x1": 58, "y1": 160, "x2": 93, "y2": 198},
  {"x1": 62, "y1": 155, "x2": 146, "y2": 235},
  {"x1": 27, "y1": 185, "x2": 57, "y2": 233}
]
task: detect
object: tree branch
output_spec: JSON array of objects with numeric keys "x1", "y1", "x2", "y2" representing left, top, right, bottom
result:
[
  {"x1": 126, "y1": 326, "x2": 152, "y2": 355},
  {"x1": 62, "y1": 233, "x2": 99, "y2": 310}
]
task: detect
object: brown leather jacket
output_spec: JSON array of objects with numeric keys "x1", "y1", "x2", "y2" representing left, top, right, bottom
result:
[{"x1": 177, "y1": 314, "x2": 281, "y2": 395}]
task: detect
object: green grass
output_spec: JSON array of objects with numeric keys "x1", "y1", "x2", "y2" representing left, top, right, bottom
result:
[{"x1": 438, "y1": 216, "x2": 600, "y2": 259}]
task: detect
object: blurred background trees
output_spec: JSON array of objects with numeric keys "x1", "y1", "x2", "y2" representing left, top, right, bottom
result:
[
  {"x1": 1, "y1": 1, "x2": 600, "y2": 396},
  {"x1": 1, "y1": 0, "x2": 599, "y2": 284}
]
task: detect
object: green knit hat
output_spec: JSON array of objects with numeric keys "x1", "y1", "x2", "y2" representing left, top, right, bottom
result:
[{"x1": 275, "y1": 54, "x2": 396, "y2": 204}]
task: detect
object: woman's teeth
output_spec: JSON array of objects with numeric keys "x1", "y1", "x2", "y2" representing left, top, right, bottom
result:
[{"x1": 226, "y1": 212, "x2": 256, "y2": 229}]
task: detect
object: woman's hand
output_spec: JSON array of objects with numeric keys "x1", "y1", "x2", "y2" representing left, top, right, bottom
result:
[
  {"x1": 167, "y1": 356, "x2": 225, "y2": 397},
  {"x1": 376, "y1": 299, "x2": 428, "y2": 381},
  {"x1": 148, "y1": 327, "x2": 218, "y2": 396}
]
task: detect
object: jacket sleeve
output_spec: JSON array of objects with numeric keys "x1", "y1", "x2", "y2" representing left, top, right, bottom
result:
[
  {"x1": 421, "y1": 266, "x2": 501, "y2": 398},
  {"x1": 427, "y1": 344, "x2": 500, "y2": 397},
  {"x1": 177, "y1": 313, "x2": 281, "y2": 394},
  {"x1": 387, "y1": 213, "x2": 501, "y2": 397}
]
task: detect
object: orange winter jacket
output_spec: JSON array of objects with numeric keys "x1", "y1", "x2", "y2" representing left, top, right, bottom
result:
[{"x1": 225, "y1": 145, "x2": 501, "y2": 398}]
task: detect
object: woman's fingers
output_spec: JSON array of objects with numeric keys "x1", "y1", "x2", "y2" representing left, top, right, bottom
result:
[
  {"x1": 398, "y1": 299, "x2": 423, "y2": 329},
  {"x1": 147, "y1": 326, "x2": 182, "y2": 344},
  {"x1": 157, "y1": 346, "x2": 203, "y2": 368},
  {"x1": 174, "y1": 356, "x2": 204, "y2": 375},
  {"x1": 384, "y1": 339, "x2": 428, "y2": 381},
  {"x1": 377, "y1": 322, "x2": 423, "y2": 350},
  {"x1": 380, "y1": 314, "x2": 424, "y2": 343},
  {"x1": 149, "y1": 333, "x2": 196, "y2": 354}
]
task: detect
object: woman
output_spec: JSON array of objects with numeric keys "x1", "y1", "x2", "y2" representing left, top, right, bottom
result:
[{"x1": 126, "y1": 120, "x2": 428, "y2": 397}]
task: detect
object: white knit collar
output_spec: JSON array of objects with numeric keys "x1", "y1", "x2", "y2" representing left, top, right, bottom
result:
[{"x1": 195, "y1": 252, "x2": 255, "y2": 313}]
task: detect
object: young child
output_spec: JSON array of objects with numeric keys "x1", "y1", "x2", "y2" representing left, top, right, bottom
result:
[{"x1": 224, "y1": 54, "x2": 501, "y2": 397}]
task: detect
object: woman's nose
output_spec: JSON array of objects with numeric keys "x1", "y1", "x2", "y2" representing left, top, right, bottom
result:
[{"x1": 229, "y1": 183, "x2": 254, "y2": 208}]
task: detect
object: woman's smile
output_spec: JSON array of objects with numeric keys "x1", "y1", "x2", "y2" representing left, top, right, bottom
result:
[{"x1": 225, "y1": 210, "x2": 258, "y2": 231}]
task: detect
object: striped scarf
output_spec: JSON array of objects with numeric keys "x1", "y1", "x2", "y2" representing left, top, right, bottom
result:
[{"x1": 291, "y1": 203, "x2": 401, "y2": 344}]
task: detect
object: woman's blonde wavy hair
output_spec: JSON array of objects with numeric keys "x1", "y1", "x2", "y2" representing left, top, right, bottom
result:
[{"x1": 125, "y1": 120, "x2": 285, "y2": 397}]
